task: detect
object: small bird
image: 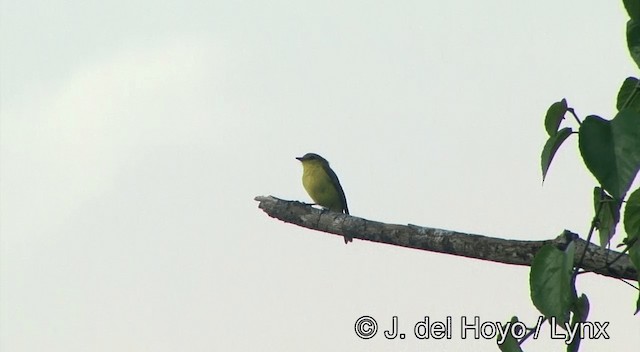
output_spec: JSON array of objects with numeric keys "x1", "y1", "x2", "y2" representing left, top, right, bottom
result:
[{"x1": 296, "y1": 153, "x2": 351, "y2": 243}]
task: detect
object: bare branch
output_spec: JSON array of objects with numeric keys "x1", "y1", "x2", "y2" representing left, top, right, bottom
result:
[{"x1": 255, "y1": 195, "x2": 638, "y2": 282}]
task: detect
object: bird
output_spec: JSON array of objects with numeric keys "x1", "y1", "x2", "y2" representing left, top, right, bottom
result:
[{"x1": 296, "y1": 153, "x2": 351, "y2": 243}]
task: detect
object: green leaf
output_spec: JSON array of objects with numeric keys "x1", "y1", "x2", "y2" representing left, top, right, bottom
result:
[
  {"x1": 628, "y1": 19, "x2": 640, "y2": 70},
  {"x1": 545, "y1": 99, "x2": 568, "y2": 136},
  {"x1": 624, "y1": 0, "x2": 640, "y2": 20},
  {"x1": 567, "y1": 294, "x2": 590, "y2": 352},
  {"x1": 573, "y1": 294, "x2": 590, "y2": 324},
  {"x1": 497, "y1": 316, "x2": 523, "y2": 352},
  {"x1": 624, "y1": 188, "x2": 640, "y2": 241},
  {"x1": 530, "y1": 242, "x2": 576, "y2": 325},
  {"x1": 541, "y1": 127, "x2": 573, "y2": 182},
  {"x1": 578, "y1": 110, "x2": 640, "y2": 200},
  {"x1": 624, "y1": 188, "x2": 640, "y2": 315},
  {"x1": 617, "y1": 77, "x2": 640, "y2": 112},
  {"x1": 593, "y1": 187, "x2": 621, "y2": 247},
  {"x1": 628, "y1": 239, "x2": 640, "y2": 315}
]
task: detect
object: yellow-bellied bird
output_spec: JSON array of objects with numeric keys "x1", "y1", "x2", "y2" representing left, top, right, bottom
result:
[{"x1": 296, "y1": 153, "x2": 351, "y2": 243}]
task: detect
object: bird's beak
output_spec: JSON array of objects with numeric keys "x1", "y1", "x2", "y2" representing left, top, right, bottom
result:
[{"x1": 295, "y1": 156, "x2": 303, "y2": 161}]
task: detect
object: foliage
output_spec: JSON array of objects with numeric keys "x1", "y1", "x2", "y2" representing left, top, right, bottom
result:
[{"x1": 506, "y1": 1, "x2": 640, "y2": 350}]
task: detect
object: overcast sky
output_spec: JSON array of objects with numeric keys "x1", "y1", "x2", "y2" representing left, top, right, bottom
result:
[{"x1": 1, "y1": 1, "x2": 639, "y2": 351}]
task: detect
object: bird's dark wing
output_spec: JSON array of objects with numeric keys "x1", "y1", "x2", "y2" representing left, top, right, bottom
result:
[{"x1": 323, "y1": 163, "x2": 349, "y2": 214}]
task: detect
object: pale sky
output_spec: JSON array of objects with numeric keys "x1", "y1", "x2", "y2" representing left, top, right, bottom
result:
[{"x1": 1, "y1": 1, "x2": 639, "y2": 351}]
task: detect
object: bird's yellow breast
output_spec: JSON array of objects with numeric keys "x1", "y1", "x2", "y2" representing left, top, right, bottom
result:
[{"x1": 300, "y1": 160, "x2": 343, "y2": 211}]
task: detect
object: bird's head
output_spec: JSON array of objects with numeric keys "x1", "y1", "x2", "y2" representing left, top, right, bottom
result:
[{"x1": 296, "y1": 153, "x2": 329, "y2": 166}]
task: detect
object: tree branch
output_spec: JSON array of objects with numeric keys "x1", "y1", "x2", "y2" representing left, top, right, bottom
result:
[{"x1": 255, "y1": 195, "x2": 638, "y2": 282}]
